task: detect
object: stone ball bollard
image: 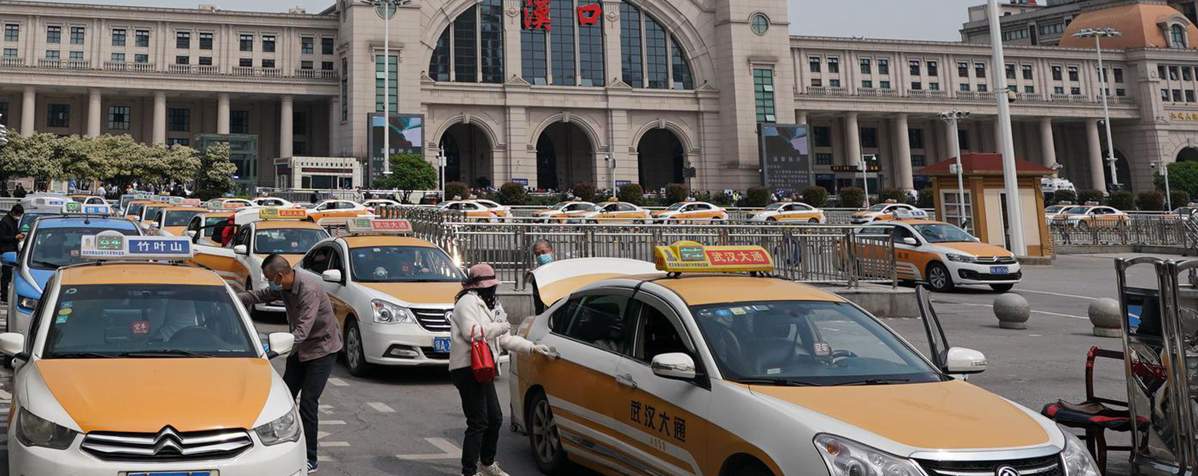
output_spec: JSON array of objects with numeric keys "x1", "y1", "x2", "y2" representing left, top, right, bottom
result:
[
  {"x1": 994, "y1": 293, "x2": 1030, "y2": 329},
  {"x1": 1088, "y1": 298, "x2": 1122, "y2": 338}
]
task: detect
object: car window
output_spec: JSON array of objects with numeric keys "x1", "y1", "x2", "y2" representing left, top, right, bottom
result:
[
  {"x1": 164, "y1": 211, "x2": 200, "y2": 227},
  {"x1": 549, "y1": 297, "x2": 584, "y2": 335},
  {"x1": 328, "y1": 248, "x2": 344, "y2": 273},
  {"x1": 892, "y1": 227, "x2": 917, "y2": 243},
  {"x1": 632, "y1": 299, "x2": 691, "y2": 363},
  {"x1": 348, "y1": 245, "x2": 462, "y2": 283},
  {"x1": 302, "y1": 247, "x2": 332, "y2": 273},
  {"x1": 143, "y1": 207, "x2": 165, "y2": 223},
  {"x1": 254, "y1": 228, "x2": 329, "y2": 255},
  {"x1": 562, "y1": 294, "x2": 631, "y2": 355},
  {"x1": 26, "y1": 274, "x2": 54, "y2": 354},
  {"x1": 28, "y1": 226, "x2": 141, "y2": 270},
  {"x1": 234, "y1": 227, "x2": 251, "y2": 247}
]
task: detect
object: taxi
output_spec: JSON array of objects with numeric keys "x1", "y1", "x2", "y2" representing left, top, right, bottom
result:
[
  {"x1": 534, "y1": 201, "x2": 598, "y2": 223},
  {"x1": 185, "y1": 210, "x2": 237, "y2": 246},
  {"x1": 206, "y1": 198, "x2": 254, "y2": 210},
  {"x1": 67, "y1": 195, "x2": 108, "y2": 207},
  {"x1": 439, "y1": 200, "x2": 504, "y2": 222},
  {"x1": 510, "y1": 242, "x2": 1095, "y2": 476},
  {"x1": 363, "y1": 199, "x2": 403, "y2": 214},
  {"x1": 307, "y1": 199, "x2": 372, "y2": 226},
  {"x1": 191, "y1": 208, "x2": 329, "y2": 313},
  {"x1": 122, "y1": 199, "x2": 164, "y2": 222},
  {"x1": 473, "y1": 199, "x2": 513, "y2": 221},
  {"x1": 3, "y1": 204, "x2": 141, "y2": 337},
  {"x1": 858, "y1": 210, "x2": 1021, "y2": 292},
  {"x1": 580, "y1": 199, "x2": 652, "y2": 224},
  {"x1": 0, "y1": 233, "x2": 306, "y2": 475},
  {"x1": 148, "y1": 201, "x2": 206, "y2": 236},
  {"x1": 251, "y1": 197, "x2": 295, "y2": 208},
  {"x1": 652, "y1": 201, "x2": 729, "y2": 222},
  {"x1": 295, "y1": 219, "x2": 463, "y2": 376},
  {"x1": 850, "y1": 201, "x2": 920, "y2": 224},
  {"x1": 1055, "y1": 204, "x2": 1129, "y2": 228},
  {"x1": 750, "y1": 202, "x2": 827, "y2": 224}
]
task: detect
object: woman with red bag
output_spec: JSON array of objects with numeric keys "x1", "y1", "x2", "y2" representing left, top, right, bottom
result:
[{"x1": 449, "y1": 263, "x2": 552, "y2": 476}]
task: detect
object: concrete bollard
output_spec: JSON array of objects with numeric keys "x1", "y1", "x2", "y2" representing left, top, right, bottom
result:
[
  {"x1": 1088, "y1": 298, "x2": 1122, "y2": 338},
  {"x1": 994, "y1": 293, "x2": 1030, "y2": 329}
]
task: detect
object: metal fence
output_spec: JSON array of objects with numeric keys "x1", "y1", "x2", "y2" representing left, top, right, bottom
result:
[
  {"x1": 498, "y1": 206, "x2": 929, "y2": 224},
  {"x1": 255, "y1": 188, "x2": 442, "y2": 205},
  {"x1": 1050, "y1": 215, "x2": 1198, "y2": 250}
]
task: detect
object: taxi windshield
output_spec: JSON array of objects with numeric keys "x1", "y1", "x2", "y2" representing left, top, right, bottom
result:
[
  {"x1": 143, "y1": 206, "x2": 165, "y2": 222},
  {"x1": 1065, "y1": 207, "x2": 1090, "y2": 215},
  {"x1": 349, "y1": 245, "x2": 463, "y2": 283},
  {"x1": 29, "y1": 227, "x2": 140, "y2": 270},
  {"x1": 254, "y1": 228, "x2": 329, "y2": 254},
  {"x1": 692, "y1": 301, "x2": 941, "y2": 386},
  {"x1": 911, "y1": 224, "x2": 975, "y2": 243},
  {"x1": 667, "y1": 203, "x2": 687, "y2": 211},
  {"x1": 765, "y1": 203, "x2": 786, "y2": 211},
  {"x1": 126, "y1": 203, "x2": 146, "y2": 218},
  {"x1": 42, "y1": 284, "x2": 257, "y2": 358},
  {"x1": 164, "y1": 211, "x2": 200, "y2": 227},
  {"x1": 867, "y1": 203, "x2": 891, "y2": 212}
]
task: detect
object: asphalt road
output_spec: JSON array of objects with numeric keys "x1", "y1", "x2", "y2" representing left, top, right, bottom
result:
[{"x1": 0, "y1": 252, "x2": 1171, "y2": 475}]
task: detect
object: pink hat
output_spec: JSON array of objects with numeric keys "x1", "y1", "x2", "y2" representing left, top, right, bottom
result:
[{"x1": 463, "y1": 263, "x2": 500, "y2": 290}]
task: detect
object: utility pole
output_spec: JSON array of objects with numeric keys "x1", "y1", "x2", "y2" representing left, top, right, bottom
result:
[{"x1": 988, "y1": 0, "x2": 1027, "y2": 256}]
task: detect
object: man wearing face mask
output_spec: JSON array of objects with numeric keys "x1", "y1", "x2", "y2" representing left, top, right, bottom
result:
[
  {"x1": 531, "y1": 239, "x2": 554, "y2": 268},
  {"x1": 236, "y1": 254, "x2": 342, "y2": 474}
]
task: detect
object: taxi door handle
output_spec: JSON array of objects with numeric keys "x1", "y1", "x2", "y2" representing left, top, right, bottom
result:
[{"x1": 615, "y1": 373, "x2": 638, "y2": 390}]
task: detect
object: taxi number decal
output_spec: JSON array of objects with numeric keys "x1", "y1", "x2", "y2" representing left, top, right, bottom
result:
[
  {"x1": 630, "y1": 400, "x2": 687, "y2": 443},
  {"x1": 131, "y1": 320, "x2": 151, "y2": 335}
]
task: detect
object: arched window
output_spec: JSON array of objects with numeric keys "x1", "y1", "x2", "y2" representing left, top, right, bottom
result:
[
  {"x1": 521, "y1": 0, "x2": 604, "y2": 86},
  {"x1": 429, "y1": 0, "x2": 504, "y2": 83},
  {"x1": 1171, "y1": 24, "x2": 1188, "y2": 48},
  {"x1": 619, "y1": 1, "x2": 694, "y2": 90}
]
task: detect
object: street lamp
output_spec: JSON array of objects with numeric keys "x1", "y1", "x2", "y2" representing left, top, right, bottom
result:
[
  {"x1": 361, "y1": 0, "x2": 410, "y2": 176},
  {"x1": 1073, "y1": 27, "x2": 1121, "y2": 190},
  {"x1": 1156, "y1": 161, "x2": 1173, "y2": 211},
  {"x1": 860, "y1": 154, "x2": 873, "y2": 209},
  {"x1": 604, "y1": 154, "x2": 615, "y2": 195},
  {"x1": 437, "y1": 149, "x2": 446, "y2": 199},
  {"x1": 939, "y1": 110, "x2": 970, "y2": 230},
  {"x1": 987, "y1": 0, "x2": 1026, "y2": 256}
]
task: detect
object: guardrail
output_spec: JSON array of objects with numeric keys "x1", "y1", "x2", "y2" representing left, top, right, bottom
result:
[{"x1": 1050, "y1": 214, "x2": 1198, "y2": 251}]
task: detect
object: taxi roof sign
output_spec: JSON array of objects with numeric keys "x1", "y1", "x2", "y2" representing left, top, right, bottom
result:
[
  {"x1": 62, "y1": 202, "x2": 113, "y2": 216},
  {"x1": 890, "y1": 209, "x2": 930, "y2": 220},
  {"x1": 347, "y1": 218, "x2": 413, "y2": 235},
  {"x1": 259, "y1": 207, "x2": 308, "y2": 221},
  {"x1": 653, "y1": 241, "x2": 774, "y2": 274},
  {"x1": 81, "y1": 230, "x2": 192, "y2": 261}
]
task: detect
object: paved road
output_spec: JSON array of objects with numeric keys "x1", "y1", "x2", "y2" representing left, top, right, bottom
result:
[{"x1": 0, "y1": 253, "x2": 1170, "y2": 475}]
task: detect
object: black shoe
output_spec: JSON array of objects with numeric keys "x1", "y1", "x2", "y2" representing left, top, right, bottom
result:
[{"x1": 307, "y1": 461, "x2": 318, "y2": 473}]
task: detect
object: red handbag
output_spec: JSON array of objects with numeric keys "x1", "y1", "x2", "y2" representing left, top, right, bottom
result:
[{"x1": 470, "y1": 326, "x2": 497, "y2": 383}]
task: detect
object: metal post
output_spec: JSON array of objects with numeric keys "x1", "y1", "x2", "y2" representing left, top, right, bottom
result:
[
  {"x1": 941, "y1": 110, "x2": 970, "y2": 230},
  {"x1": 1096, "y1": 35, "x2": 1117, "y2": 187},
  {"x1": 860, "y1": 155, "x2": 871, "y2": 208},
  {"x1": 383, "y1": 1, "x2": 391, "y2": 177},
  {"x1": 988, "y1": 0, "x2": 1027, "y2": 256},
  {"x1": 1164, "y1": 162, "x2": 1174, "y2": 211}
]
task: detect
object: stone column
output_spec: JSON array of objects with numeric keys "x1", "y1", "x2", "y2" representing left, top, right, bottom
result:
[
  {"x1": 844, "y1": 112, "x2": 861, "y2": 167},
  {"x1": 152, "y1": 91, "x2": 166, "y2": 145},
  {"x1": 86, "y1": 88, "x2": 102, "y2": 138},
  {"x1": 21, "y1": 86, "x2": 35, "y2": 136},
  {"x1": 280, "y1": 95, "x2": 294, "y2": 159},
  {"x1": 1086, "y1": 118, "x2": 1105, "y2": 192},
  {"x1": 893, "y1": 113, "x2": 914, "y2": 192},
  {"x1": 1039, "y1": 117, "x2": 1057, "y2": 169},
  {"x1": 328, "y1": 98, "x2": 339, "y2": 156},
  {"x1": 217, "y1": 93, "x2": 230, "y2": 135}
]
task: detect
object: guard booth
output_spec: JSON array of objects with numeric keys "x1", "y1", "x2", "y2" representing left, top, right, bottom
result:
[{"x1": 918, "y1": 153, "x2": 1054, "y2": 259}]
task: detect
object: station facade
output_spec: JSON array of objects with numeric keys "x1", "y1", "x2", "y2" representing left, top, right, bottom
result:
[{"x1": 1, "y1": 0, "x2": 1198, "y2": 195}]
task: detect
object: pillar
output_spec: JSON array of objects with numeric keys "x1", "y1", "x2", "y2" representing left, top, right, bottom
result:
[
  {"x1": 844, "y1": 112, "x2": 861, "y2": 167},
  {"x1": 20, "y1": 86, "x2": 35, "y2": 137},
  {"x1": 86, "y1": 88, "x2": 102, "y2": 138},
  {"x1": 1039, "y1": 117, "x2": 1057, "y2": 170},
  {"x1": 946, "y1": 118, "x2": 961, "y2": 163},
  {"x1": 797, "y1": 112, "x2": 808, "y2": 126},
  {"x1": 152, "y1": 91, "x2": 166, "y2": 145},
  {"x1": 328, "y1": 98, "x2": 339, "y2": 156},
  {"x1": 280, "y1": 95, "x2": 294, "y2": 159},
  {"x1": 893, "y1": 113, "x2": 914, "y2": 192},
  {"x1": 1086, "y1": 118, "x2": 1105, "y2": 192},
  {"x1": 217, "y1": 93, "x2": 230, "y2": 135}
]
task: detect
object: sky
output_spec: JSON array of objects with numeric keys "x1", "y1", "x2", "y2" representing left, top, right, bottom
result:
[{"x1": 53, "y1": 0, "x2": 969, "y2": 42}]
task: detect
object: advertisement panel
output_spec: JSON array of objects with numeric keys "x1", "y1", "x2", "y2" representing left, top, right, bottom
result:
[
  {"x1": 758, "y1": 124, "x2": 812, "y2": 195},
  {"x1": 367, "y1": 114, "x2": 425, "y2": 184}
]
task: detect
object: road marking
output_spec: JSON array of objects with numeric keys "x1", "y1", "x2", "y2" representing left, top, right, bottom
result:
[
  {"x1": 367, "y1": 402, "x2": 395, "y2": 413},
  {"x1": 319, "y1": 404, "x2": 334, "y2": 414},
  {"x1": 324, "y1": 420, "x2": 346, "y2": 425},
  {"x1": 395, "y1": 438, "x2": 462, "y2": 461},
  {"x1": 317, "y1": 431, "x2": 350, "y2": 448},
  {"x1": 1017, "y1": 289, "x2": 1099, "y2": 301},
  {"x1": 318, "y1": 455, "x2": 337, "y2": 462},
  {"x1": 936, "y1": 301, "x2": 1088, "y2": 320},
  {"x1": 327, "y1": 378, "x2": 348, "y2": 387}
]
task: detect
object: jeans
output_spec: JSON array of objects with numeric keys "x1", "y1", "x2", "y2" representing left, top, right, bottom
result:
[
  {"x1": 283, "y1": 353, "x2": 336, "y2": 464},
  {"x1": 451, "y1": 368, "x2": 502, "y2": 476}
]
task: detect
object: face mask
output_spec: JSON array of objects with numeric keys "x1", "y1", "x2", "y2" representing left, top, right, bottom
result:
[
  {"x1": 536, "y1": 253, "x2": 554, "y2": 266},
  {"x1": 268, "y1": 281, "x2": 283, "y2": 292}
]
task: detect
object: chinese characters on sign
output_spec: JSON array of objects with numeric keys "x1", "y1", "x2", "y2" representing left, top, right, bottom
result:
[
  {"x1": 706, "y1": 249, "x2": 770, "y2": 266},
  {"x1": 630, "y1": 400, "x2": 686, "y2": 442},
  {"x1": 522, "y1": 1, "x2": 605, "y2": 31},
  {"x1": 1170, "y1": 112, "x2": 1198, "y2": 122},
  {"x1": 576, "y1": 3, "x2": 602, "y2": 26}
]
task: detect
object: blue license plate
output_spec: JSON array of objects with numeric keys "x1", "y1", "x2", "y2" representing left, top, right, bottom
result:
[
  {"x1": 991, "y1": 266, "x2": 1009, "y2": 275},
  {"x1": 434, "y1": 337, "x2": 451, "y2": 353},
  {"x1": 129, "y1": 472, "x2": 212, "y2": 476}
]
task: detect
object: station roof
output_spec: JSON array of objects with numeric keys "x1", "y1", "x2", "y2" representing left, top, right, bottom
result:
[{"x1": 1059, "y1": 2, "x2": 1198, "y2": 49}]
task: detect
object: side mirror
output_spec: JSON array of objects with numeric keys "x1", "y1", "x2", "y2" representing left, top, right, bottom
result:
[
  {"x1": 901, "y1": 237, "x2": 919, "y2": 246},
  {"x1": 266, "y1": 332, "x2": 295, "y2": 359},
  {"x1": 1, "y1": 252, "x2": 16, "y2": 266},
  {"x1": 651, "y1": 352, "x2": 697, "y2": 381},
  {"x1": 322, "y1": 269, "x2": 343, "y2": 284},
  {"x1": 233, "y1": 244, "x2": 248, "y2": 255},
  {"x1": 943, "y1": 347, "x2": 988, "y2": 375},
  {"x1": 0, "y1": 333, "x2": 25, "y2": 356},
  {"x1": 186, "y1": 230, "x2": 197, "y2": 238}
]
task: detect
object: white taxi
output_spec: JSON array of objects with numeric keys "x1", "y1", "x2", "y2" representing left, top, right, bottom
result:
[
  {"x1": 251, "y1": 197, "x2": 295, "y2": 208},
  {"x1": 0, "y1": 232, "x2": 305, "y2": 475},
  {"x1": 205, "y1": 198, "x2": 254, "y2": 211},
  {"x1": 750, "y1": 202, "x2": 827, "y2": 223},
  {"x1": 510, "y1": 242, "x2": 1097, "y2": 476},
  {"x1": 307, "y1": 200, "x2": 372, "y2": 226},
  {"x1": 533, "y1": 201, "x2": 598, "y2": 223},
  {"x1": 850, "y1": 201, "x2": 920, "y2": 224},
  {"x1": 581, "y1": 200, "x2": 652, "y2": 224},
  {"x1": 295, "y1": 219, "x2": 464, "y2": 376},
  {"x1": 652, "y1": 201, "x2": 729, "y2": 222}
]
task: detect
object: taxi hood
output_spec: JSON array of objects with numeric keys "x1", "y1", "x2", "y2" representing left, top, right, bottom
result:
[
  {"x1": 360, "y1": 282, "x2": 461, "y2": 306},
  {"x1": 530, "y1": 258, "x2": 661, "y2": 308},
  {"x1": 36, "y1": 358, "x2": 272, "y2": 433},
  {"x1": 937, "y1": 242, "x2": 1014, "y2": 257},
  {"x1": 748, "y1": 380, "x2": 1051, "y2": 451}
]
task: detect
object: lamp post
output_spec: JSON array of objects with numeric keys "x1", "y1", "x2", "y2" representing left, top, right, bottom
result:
[
  {"x1": 987, "y1": 0, "x2": 1026, "y2": 256},
  {"x1": 940, "y1": 110, "x2": 970, "y2": 230},
  {"x1": 1158, "y1": 161, "x2": 1173, "y2": 211},
  {"x1": 438, "y1": 150, "x2": 446, "y2": 199},
  {"x1": 1073, "y1": 27, "x2": 1121, "y2": 190},
  {"x1": 362, "y1": 0, "x2": 408, "y2": 177},
  {"x1": 604, "y1": 154, "x2": 615, "y2": 195}
]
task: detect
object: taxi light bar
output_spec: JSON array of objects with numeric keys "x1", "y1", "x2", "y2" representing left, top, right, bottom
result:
[
  {"x1": 62, "y1": 202, "x2": 113, "y2": 216},
  {"x1": 81, "y1": 230, "x2": 192, "y2": 261},
  {"x1": 653, "y1": 240, "x2": 774, "y2": 274},
  {"x1": 347, "y1": 218, "x2": 413, "y2": 235},
  {"x1": 177, "y1": 198, "x2": 203, "y2": 207},
  {"x1": 259, "y1": 207, "x2": 308, "y2": 221},
  {"x1": 206, "y1": 199, "x2": 248, "y2": 210},
  {"x1": 890, "y1": 209, "x2": 929, "y2": 220}
]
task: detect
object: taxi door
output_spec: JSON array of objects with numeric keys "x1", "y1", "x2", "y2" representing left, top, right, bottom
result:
[
  {"x1": 228, "y1": 225, "x2": 253, "y2": 286},
  {"x1": 189, "y1": 222, "x2": 241, "y2": 284},
  {"x1": 890, "y1": 225, "x2": 927, "y2": 281},
  {"x1": 296, "y1": 245, "x2": 353, "y2": 329},
  {"x1": 608, "y1": 294, "x2": 709, "y2": 476}
]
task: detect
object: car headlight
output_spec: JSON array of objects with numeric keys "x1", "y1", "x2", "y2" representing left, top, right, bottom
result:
[
  {"x1": 1061, "y1": 431, "x2": 1101, "y2": 476},
  {"x1": 16, "y1": 408, "x2": 77, "y2": 450},
  {"x1": 946, "y1": 253, "x2": 976, "y2": 263},
  {"x1": 372, "y1": 299, "x2": 415, "y2": 325},
  {"x1": 17, "y1": 296, "x2": 38, "y2": 311},
  {"x1": 254, "y1": 407, "x2": 301, "y2": 446},
  {"x1": 814, "y1": 434, "x2": 924, "y2": 476}
]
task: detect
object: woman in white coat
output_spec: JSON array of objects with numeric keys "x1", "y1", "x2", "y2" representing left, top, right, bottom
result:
[{"x1": 449, "y1": 263, "x2": 551, "y2": 476}]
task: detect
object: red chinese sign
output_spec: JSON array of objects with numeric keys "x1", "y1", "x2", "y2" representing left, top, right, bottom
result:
[
  {"x1": 523, "y1": 0, "x2": 551, "y2": 31},
  {"x1": 371, "y1": 219, "x2": 413, "y2": 232},
  {"x1": 705, "y1": 249, "x2": 770, "y2": 266},
  {"x1": 577, "y1": 3, "x2": 602, "y2": 26}
]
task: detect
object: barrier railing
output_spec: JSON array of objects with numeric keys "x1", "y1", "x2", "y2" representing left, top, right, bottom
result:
[{"x1": 1050, "y1": 214, "x2": 1198, "y2": 251}]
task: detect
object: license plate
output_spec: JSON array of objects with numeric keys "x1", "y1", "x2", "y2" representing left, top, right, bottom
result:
[
  {"x1": 128, "y1": 472, "x2": 213, "y2": 476},
  {"x1": 991, "y1": 266, "x2": 1009, "y2": 275},
  {"x1": 433, "y1": 337, "x2": 451, "y2": 353}
]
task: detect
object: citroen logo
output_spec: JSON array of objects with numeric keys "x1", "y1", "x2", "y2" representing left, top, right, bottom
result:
[
  {"x1": 996, "y1": 466, "x2": 1020, "y2": 476},
  {"x1": 444, "y1": 310, "x2": 454, "y2": 322},
  {"x1": 152, "y1": 427, "x2": 185, "y2": 455}
]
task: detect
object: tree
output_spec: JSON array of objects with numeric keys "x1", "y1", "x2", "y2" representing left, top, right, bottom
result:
[
  {"x1": 1160, "y1": 161, "x2": 1198, "y2": 200},
  {"x1": 1172, "y1": 190, "x2": 1191, "y2": 209},
  {"x1": 445, "y1": 181, "x2": 469, "y2": 201},
  {"x1": 665, "y1": 183, "x2": 689, "y2": 204},
  {"x1": 373, "y1": 153, "x2": 437, "y2": 190},
  {"x1": 1077, "y1": 189, "x2": 1106, "y2": 205},
  {"x1": 801, "y1": 186, "x2": 829, "y2": 207},
  {"x1": 618, "y1": 183, "x2": 644, "y2": 205},
  {"x1": 571, "y1": 182, "x2": 596, "y2": 202},
  {"x1": 496, "y1": 182, "x2": 528, "y2": 205},
  {"x1": 1107, "y1": 191, "x2": 1135, "y2": 211},
  {"x1": 1052, "y1": 189, "x2": 1077, "y2": 205},
  {"x1": 916, "y1": 187, "x2": 934, "y2": 209},
  {"x1": 194, "y1": 142, "x2": 237, "y2": 199},
  {"x1": 741, "y1": 186, "x2": 771, "y2": 207},
  {"x1": 0, "y1": 133, "x2": 63, "y2": 182},
  {"x1": 1136, "y1": 191, "x2": 1165, "y2": 211},
  {"x1": 99, "y1": 135, "x2": 153, "y2": 191},
  {"x1": 838, "y1": 187, "x2": 866, "y2": 208}
]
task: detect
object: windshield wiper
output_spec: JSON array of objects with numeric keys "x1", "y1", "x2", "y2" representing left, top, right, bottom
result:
[
  {"x1": 29, "y1": 260, "x2": 64, "y2": 269},
  {"x1": 48, "y1": 352, "x2": 116, "y2": 359},
  {"x1": 734, "y1": 378, "x2": 820, "y2": 387},
  {"x1": 828, "y1": 377, "x2": 913, "y2": 386},
  {"x1": 117, "y1": 350, "x2": 210, "y2": 358}
]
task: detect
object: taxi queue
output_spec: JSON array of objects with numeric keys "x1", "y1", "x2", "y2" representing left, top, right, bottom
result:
[{"x1": 0, "y1": 193, "x2": 1067, "y2": 476}]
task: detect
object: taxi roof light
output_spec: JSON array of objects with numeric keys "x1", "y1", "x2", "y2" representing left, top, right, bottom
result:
[
  {"x1": 61, "y1": 202, "x2": 113, "y2": 216},
  {"x1": 258, "y1": 207, "x2": 308, "y2": 221},
  {"x1": 346, "y1": 218, "x2": 413, "y2": 235},
  {"x1": 890, "y1": 209, "x2": 929, "y2": 220},
  {"x1": 653, "y1": 241, "x2": 774, "y2": 274},
  {"x1": 80, "y1": 230, "x2": 193, "y2": 262}
]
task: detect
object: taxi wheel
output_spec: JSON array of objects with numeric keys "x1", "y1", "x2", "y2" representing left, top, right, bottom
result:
[
  {"x1": 344, "y1": 318, "x2": 373, "y2": 377},
  {"x1": 527, "y1": 391, "x2": 568, "y2": 473},
  {"x1": 808, "y1": 218, "x2": 819, "y2": 224},
  {"x1": 766, "y1": 217, "x2": 777, "y2": 223},
  {"x1": 926, "y1": 262, "x2": 954, "y2": 292}
]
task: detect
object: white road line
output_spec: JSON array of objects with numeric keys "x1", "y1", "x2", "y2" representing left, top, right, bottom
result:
[
  {"x1": 327, "y1": 378, "x2": 348, "y2": 387},
  {"x1": 1016, "y1": 289, "x2": 1099, "y2": 301},
  {"x1": 323, "y1": 420, "x2": 346, "y2": 425},
  {"x1": 937, "y1": 301, "x2": 1088, "y2": 320},
  {"x1": 395, "y1": 438, "x2": 463, "y2": 461},
  {"x1": 319, "y1": 441, "x2": 351, "y2": 448},
  {"x1": 318, "y1": 455, "x2": 337, "y2": 462},
  {"x1": 366, "y1": 402, "x2": 395, "y2": 413},
  {"x1": 319, "y1": 404, "x2": 334, "y2": 414}
]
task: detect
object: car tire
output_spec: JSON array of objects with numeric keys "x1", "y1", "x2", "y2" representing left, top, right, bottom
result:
[
  {"x1": 991, "y1": 283, "x2": 1015, "y2": 292},
  {"x1": 527, "y1": 390, "x2": 569, "y2": 474},
  {"x1": 808, "y1": 218, "x2": 819, "y2": 224},
  {"x1": 766, "y1": 217, "x2": 777, "y2": 223},
  {"x1": 725, "y1": 458, "x2": 774, "y2": 476},
  {"x1": 926, "y1": 262, "x2": 954, "y2": 292},
  {"x1": 344, "y1": 318, "x2": 373, "y2": 377}
]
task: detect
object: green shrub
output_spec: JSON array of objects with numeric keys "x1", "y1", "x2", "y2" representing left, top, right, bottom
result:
[
  {"x1": 618, "y1": 183, "x2": 644, "y2": 205},
  {"x1": 801, "y1": 186, "x2": 829, "y2": 207},
  {"x1": 1136, "y1": 191, "x2": 1165, "y2": 211},
  {"x1": 1052, "y1": 189, "x2": 1077, "y2": 205},
  {"x1": 496, "y1": 182, "x2": 528, "y2": 205},
  {"x1": 1171, "y1": 190, "x2": 1192, "y2": 209},
  {"x1": 445, "y1": 181, "x2": 469, "y2": 201},
  {"x1": 838, "y1": 187, "x2": 866, "y2": 208},
  {"x1": 916, "y1": 187, "x2": 934, "y2": 209},
  {"x1": 1158, "y1": 161, "x2": 1198, "y2": 200},
  {"x1": 571, "y1": 182, "x2": 596, "y2": 202},
  {"x1": 665, "y1": 183, "x2": 690, "y2": 204},
  {"x1": 741, "y1": 186, "x2": 772, "y2": 207},
  {"x1": 1107, "y1": 190, "x2": 1135, "y2": 210},
  {"x1": 709, "y1": 191, "x2": 734, "y2": 207},
  {"x1": 1077, "y1": 189, "x2": 1105, "y2": 205}
]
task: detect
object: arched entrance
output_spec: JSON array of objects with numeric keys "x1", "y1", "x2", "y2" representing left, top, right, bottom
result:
[
  {"x1": 439, "y1": 123, "x2": 494, "y2": 188},
  {"x1": 1178, "y1": 147, "x2": 1198, "y2": 162},
  {"x1": 535, "y1": 123, "x2": 594, "y2": 191},
  {"x1": 1102, "y1": 148, "x2": 1131, "y2": 190},
  {"x1": 637, "y1": 129, "x2": 686, "y2": 192}
]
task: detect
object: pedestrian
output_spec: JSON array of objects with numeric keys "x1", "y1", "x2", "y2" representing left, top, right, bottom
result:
[
  {"x1": 236, "y1": 255, "x2": 342, "y2": 474},
  {"x1": 96, "y1": 184, "x2": 106, "y2": 198},
  {"x1": 449, "y1": 264, "x2": 551, "y2": 476},
  {"x1": 12, "y1": 184, "x2": 26, "y2": 198},
  {"x1": 532, "y1": 239, "x2": 554, "y2": 268},
  {"x1": 0, "y1": 205, "x2": 24, "y2": 303}
]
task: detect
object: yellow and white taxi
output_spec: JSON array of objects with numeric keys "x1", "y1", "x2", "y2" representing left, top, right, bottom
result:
[
  {"x1": 122, "y1": 199, "x2": 167, "y2": 223},
  {"x1": 137, "y1": 199, "x2": 189, "y2": 231},
  {"x1": 581, "y1": 199, "x2": 652, "y2": 224},
  {"x1": 858, "y1": 211, "x2": 1021, "y2": 292},
  {"x1": 184, "y1": 210, "x2": 237, "y2": 246},
  {"x1": 205, "y1": 198, "x2": 254, "y2": 211},
  {"x1": 0, "y1": 232, "x2": 306, "y2": 475},
  {"x1": 295, "y1": 219, "x2": 464, "y2": 376},
  {"x1": 850, "y1": 201, "x2": 920, "y2": 224},
  {"x1": 307, "y1": 199, "x2": 372, "y2": 226},
  {"x1": 534, "y1": 201, "x2": 598, "y2": 223},
  {"x1": 472, "y1": 199, "x2": 513, "y2": 221},
  {"x1": 191, "y1": 208, "x2": 330, "y2": 312},
  {"x1": 750, "y1": 202, "x2": 827, "y2": 224},
  {"x1": 653, "y1": 201, "x2": 730, "y2": 223},
  {"x1": 149, "y1": 202, "x2": 206, "y2": 237},
  {"x1": 250, "y1": 197, "x2": 295, "y2": 208},
  {"x1": 438, "y1": 200, "x2": 501, "y2": 222},
  {"x1": 363, "y1": 199, "x2": 403, "y2": 214},
  {"x1": 510, "y1": 242, "x2": 1096, "y2": 476},
  {"x1": 1055, "y1": 204, "x2": 1129, "y2": 228}
]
